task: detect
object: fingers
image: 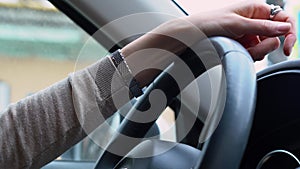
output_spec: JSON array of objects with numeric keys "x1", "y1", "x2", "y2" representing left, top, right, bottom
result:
[
  {"x1": 272, "y1": 11, "x2": 297, "y2": 56},
  {"x1": 241, "y1": 15, "x2": 295, "y2": 56},
  {"x1": 247, "y1": 37, "x2": 280, "y2": 61},
  {"x1": 242, "y1": 18, "x2": 291, "y2": 37},
  {"x1": 235, "y1": 1, "x2": 270, "y2": 19},
  {"x1": 237, "y1": 34, "x2": 260, "y2": 48},
  {"x1": 234, "y1": 2, "x2": 296, "y2": 56},
  {"x1": 283, "y1": 33, "x2": 297, "y2": 56}
]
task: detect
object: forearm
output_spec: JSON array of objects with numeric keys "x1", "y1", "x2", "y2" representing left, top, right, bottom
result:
[
  {"x1": 0, "y1": 56, "x2": 130, "y2": 169},
  {"x1": 121, "y1": 17, "x2": 206, "y2": 87},
  {"x1": 0, "y1": 78, "x2": 86, "y2": 169}
]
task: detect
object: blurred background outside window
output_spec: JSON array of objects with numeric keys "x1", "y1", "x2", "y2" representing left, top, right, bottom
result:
[
  {"x1": 0, "y1": 0, "x2": 107, "y2": 161},
  {"x1": 0, "y1": 0, "x2": 107, "y2": 111}
]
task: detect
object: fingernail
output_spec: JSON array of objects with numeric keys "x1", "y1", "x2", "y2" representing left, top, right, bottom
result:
[{"x1": 277, "y1": 23, "x2": 291, "y2": 32}]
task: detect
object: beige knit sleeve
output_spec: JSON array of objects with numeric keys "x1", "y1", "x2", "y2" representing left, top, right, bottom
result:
[{"x1": 0, "y1": 56, "x2": 133, "y2": 169}]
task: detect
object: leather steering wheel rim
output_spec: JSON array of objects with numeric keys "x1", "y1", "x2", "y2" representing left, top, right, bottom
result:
[{"x1": 94, "y1": 37, "x2": 257, "y2": 169}]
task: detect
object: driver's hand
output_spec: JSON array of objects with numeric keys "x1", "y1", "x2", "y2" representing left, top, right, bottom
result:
[
  {"x1": 121, "y1": 1, "x2": 297, "y2": 87},
  {"x1": 187, "y1": 1, "x2": 296, "y2": 60}
]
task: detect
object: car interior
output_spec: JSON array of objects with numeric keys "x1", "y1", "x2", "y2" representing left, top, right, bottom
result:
[{"x1": 1, "y1": 0, "x2": 300, "y2": 169}]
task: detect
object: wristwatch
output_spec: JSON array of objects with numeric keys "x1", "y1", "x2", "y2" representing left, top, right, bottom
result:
[{"x1": 110, "y1": 50, "x2": 143, "y2": 98}]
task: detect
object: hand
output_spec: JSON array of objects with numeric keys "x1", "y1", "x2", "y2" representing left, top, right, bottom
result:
[
  {"x1": 187, "y1": 1, "x2": 296, "y2": 60},
  {"x1": 121, "y1": 1, "x2": 297, "y2": 86}
]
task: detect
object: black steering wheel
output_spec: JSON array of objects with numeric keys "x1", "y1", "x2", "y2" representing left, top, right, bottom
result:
[{"x1": 94, "y1": 37, "x2": 257, "y2": 169}]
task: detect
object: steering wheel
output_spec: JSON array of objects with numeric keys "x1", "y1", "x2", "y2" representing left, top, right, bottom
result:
[{"x1": 94, "y1": 37, "x2": 257, "y2": 169}]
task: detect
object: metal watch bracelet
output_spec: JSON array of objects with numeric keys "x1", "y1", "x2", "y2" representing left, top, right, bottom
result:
[{"x1": 110, "y1": 50, "x2": 143, "y2": 98}]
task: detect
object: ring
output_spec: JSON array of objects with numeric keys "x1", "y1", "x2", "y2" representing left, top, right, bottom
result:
[{"x1": 270, "y1": 4, "x2": 283, "y2": 20}]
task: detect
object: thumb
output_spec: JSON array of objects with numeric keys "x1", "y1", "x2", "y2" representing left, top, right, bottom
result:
[{"x1": 242, "y1": 18, "x2": 291, "y2": 37}]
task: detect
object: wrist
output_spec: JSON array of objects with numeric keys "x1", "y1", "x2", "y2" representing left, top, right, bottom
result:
[{"x1": 110, "y1": 50, "x2": 143, "y2": 98}]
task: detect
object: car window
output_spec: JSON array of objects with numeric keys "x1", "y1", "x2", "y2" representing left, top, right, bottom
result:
[
  {"x1": 0, "y1": 0, "x2": 107, "y2": 162},
  {"x1": 0, "y1": 0, "x2": 177, "y2": 163}
]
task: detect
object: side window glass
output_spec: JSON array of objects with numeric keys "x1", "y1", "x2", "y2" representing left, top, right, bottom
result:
[
  {"x1": 0, "y1": 81, "x2": 10, "y2": 113},
  {"x1": 0, "y1": 0, "x2": 107, "y2": 162},
  {"x1": 0, "y1": 0, "x2": 178, "y2": 163}
]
